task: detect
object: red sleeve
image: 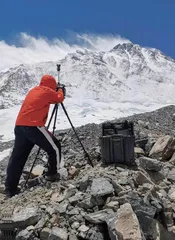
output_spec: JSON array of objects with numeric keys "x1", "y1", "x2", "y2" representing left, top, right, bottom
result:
[{"x1": 47, "y1": 88, "x2": 64, "y2": 104}]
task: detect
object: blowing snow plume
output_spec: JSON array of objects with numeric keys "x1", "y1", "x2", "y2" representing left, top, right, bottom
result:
[{"x1": 0, "y1": 32, "x2": 130, "y2": 71}]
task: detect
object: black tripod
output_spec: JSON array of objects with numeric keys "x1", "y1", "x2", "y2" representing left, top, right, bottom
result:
[{"x1": 24, "y1": 64, "x2": 93, "y2": 188}]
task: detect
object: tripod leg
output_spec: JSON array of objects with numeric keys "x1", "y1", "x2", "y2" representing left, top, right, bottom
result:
[
  {"x1": 23, "y1": 147, "x2": 41, "y2": 188},
  {"x1": 61, "y1": 103, "x2": 93, "y2": 167},
  {"x1": 52, "y1": 104, "x2": 58, "y2": 135}
]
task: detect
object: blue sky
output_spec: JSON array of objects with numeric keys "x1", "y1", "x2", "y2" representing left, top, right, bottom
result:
[{"x1": 1, "y1": 0, "x2": 175, "y2": 58}]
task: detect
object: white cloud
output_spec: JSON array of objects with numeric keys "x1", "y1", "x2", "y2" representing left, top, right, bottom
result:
[{"x1": 0, "y1": 32, "x2": 130, "y2": 71}]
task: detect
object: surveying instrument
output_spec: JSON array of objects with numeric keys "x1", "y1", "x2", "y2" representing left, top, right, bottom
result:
[{"x1": 24, "y1": 64, "x2": 93, "y2": 188}]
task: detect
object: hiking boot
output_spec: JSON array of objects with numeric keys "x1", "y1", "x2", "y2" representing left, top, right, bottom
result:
[
  {"x1": 0, "y1": 186, "x2": 21, "y2": 198},
  {"x1": 44, "y1": 172, "x2": 60, "y2": 182}
]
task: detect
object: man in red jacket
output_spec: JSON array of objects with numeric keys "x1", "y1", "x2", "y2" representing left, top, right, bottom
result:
[{"x1": 4, "y1": 74, "x2": 65, "y2": 197}]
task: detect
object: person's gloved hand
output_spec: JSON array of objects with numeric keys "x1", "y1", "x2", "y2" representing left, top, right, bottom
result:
[{"x1": 57, "y1": 84, "x2": 66, "y2": 97}]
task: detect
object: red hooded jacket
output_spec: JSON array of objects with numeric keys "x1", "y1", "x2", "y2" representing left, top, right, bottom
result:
[{"x1": 15, "y1": 75, "x2": 64, "y2": 126}]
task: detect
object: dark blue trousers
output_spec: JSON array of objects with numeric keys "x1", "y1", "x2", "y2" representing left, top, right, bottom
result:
[{"x1": 5, "y1": 126, "x2": 61, "y2": 194}]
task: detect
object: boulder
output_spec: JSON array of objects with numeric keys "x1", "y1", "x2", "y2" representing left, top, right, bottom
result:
[
  {"x1": 109, "y1": 203, "x2": 142, "y2": 240},
  {"x1": 2, "y1": 206, "x2": 41, "y2": 229},
  {"x1": 136, "y1": 156, "x2": 162, "y2": 171},
  {"x1": 140, "y1": 216, "x2": 175, "y2": 240},
  {"x1": 134, "y1": 171, "x2": 154, "y2": 186},
  {"x1": 149, "y1": 135, "x2": 175, "y2": 160},
  {"x1": 91, "y1": 178, "x2": 114, "y2": 197}
]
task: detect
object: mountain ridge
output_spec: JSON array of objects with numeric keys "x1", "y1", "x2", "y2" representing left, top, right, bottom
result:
[{"x1": 0, "y1": 42, "x2": 175, "y2": 108}]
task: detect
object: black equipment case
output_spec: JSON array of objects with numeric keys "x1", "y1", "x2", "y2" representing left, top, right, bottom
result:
[{"x1": 100, "y1": 120, "x2": 135, "y2": 165}]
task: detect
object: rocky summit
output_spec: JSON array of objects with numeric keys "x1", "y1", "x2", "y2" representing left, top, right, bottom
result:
[{"x1": 1, "y1": 105, "x2": 175, "y2": 240}]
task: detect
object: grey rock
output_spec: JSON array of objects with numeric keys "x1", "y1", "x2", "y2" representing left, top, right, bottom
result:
[
  {"x1": 78, "y1": 195, "x2": 105, "y2": 209},
  {"x1": 67, "y1": 208, "x2": 79, "y2": 215},
  {"x1": 35, "y1": 217, "x2": 47, "y2": 230},
  {"x1": 78, "y1": 175, "x2": 90, "y2": 192},
  {"x1": 49, "y1": 227, "x2": 68, "y2": 240},
  {"x1": 58, "y1": 200, "x2": 69, "y2": 215},
  {"x1": 126, "y1": 191, "x2": 157, "y2": 219},
  {"x1": 40, "y1": 227, "x2": 51, "y2": 240},
  {"x1": 85, "y1": 209, "x2": 114, "y2": 224},
  {"x1": 136, "y1": 156, "x2": 162, "y2": 171},
  {"x1": 167, "y1": 168, "x2": 175, "y2": 182},
  {"x1": 117, "y1": 171, "x2": 129, "y2": 185},
  {"x1": 77, "y1": 196, "x2": 95, "y2": 209},
  {"x1": 69, "y1": 215, "x2": 84, "y2": 225},
  {"x1": 86, "y1": 227, "x2": 105, "y2": 240},
  {"x1": 145, "y1": 137, "x2": 156, "y2": 154},
  {"x1": 162, "y1": 199, "x2": 174, "y2": 229},
  {"x1": 104, "y1": 201, "x2": 119, "y2": 211},
  {"x1": 78, "y1": 224, "x2": 89, "y2": 232},
  {"x1": 91, "y1": 178, "x2": 114, "y2": 197},
  {"x1": 140, "y1": 216, "x2": 175, "y2": 240},
  {"x1": 46, "y1": 206, "x2": 56, "y2": 216},
  {"x1": 16, "y1": 229, "x2": 33, "y2": 240},
  {"x1": 111, "y1": 180, "x2": 125, "y2": 195},
  {"x1": 9, "y1": 206, "x2": 41, "y2": 229},
  {"x1": 69, "y1": 192, "x2": 84, "y2": 204},
  {"x1": 71, "y1": 221, "x2": 80, "y2": 229},
  {"x1": 69, "y1": 233, "x2": 78, "y2": 240},
  {"x1": 134, "y1": 171, "x2": 154, "y2": 186}
]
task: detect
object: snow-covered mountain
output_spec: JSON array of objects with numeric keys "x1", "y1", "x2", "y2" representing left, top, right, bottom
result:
[
  {"x1": 0, "y1": 42, "x2": 175, "y2": 108},
  {"x1": 0, "y1": 42, "x2": 174, "y2": 141}
]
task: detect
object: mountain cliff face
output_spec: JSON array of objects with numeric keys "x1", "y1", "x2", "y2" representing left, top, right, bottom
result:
[{"x1": 0, "y1": 42, "x2": 175, "y2": 108}]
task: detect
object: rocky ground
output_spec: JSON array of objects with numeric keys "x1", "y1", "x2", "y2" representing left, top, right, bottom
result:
[{"x1": 0, "y1": 105, "x2": 175, "y2": 239}]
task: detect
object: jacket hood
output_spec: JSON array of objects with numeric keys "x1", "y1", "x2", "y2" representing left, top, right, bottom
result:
[{"x1": 39, "y1": 75, "x2": 58, "y2": 90}]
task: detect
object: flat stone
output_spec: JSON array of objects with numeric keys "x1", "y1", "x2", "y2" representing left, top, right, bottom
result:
[
  {"x1": 16, "y1": 229, "x2": 33, "y2": 240},
  {"x1": 51, "y1": 187, "x2": 76, "y2": 203},
  {"x1": 85, "y1": 209, "x2": 114, "y2": 224},
  {"x1": 134, "y1": 147, "x2": 145, "y2": 154},
  {"x1": 48, "y1": 227, "x2": 68, "y2": 240},
  {"x1": 78, "y1": 224, "x2": 89, "y2": 232},
  {"x1": 3, "y1": 206, "x2": 41, "y2": 229},
  {"x1": 136, "y1": 156, "x2": 162, "y2": 171},
  {"x1": 67, "y1": 208, "x2": 79, "y2": 215},
  {"x1": 104, "y1": 201, "x2": 119, "y2": 211},
  {"x1": 69, "y1": 233, "x2": 78, "y2": 240},
  {"x1": 91, "y1": 178, "x2": 114, "y2": 197},
  {"x1": 69, "y1": 192, "x2": 84, "y2": 204},
  {"x1": 134, "y1": 171, "x2": 154, "y2": 186},
  {"x1": 35, "y1": 217, "x2": 47, "y2": 230},
  {"x1": 40, "y1": 227, "x2": 51, "y2": 240},
  {"x1": 58, "y1": 200, "x2": 69, "y2": 214}
]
